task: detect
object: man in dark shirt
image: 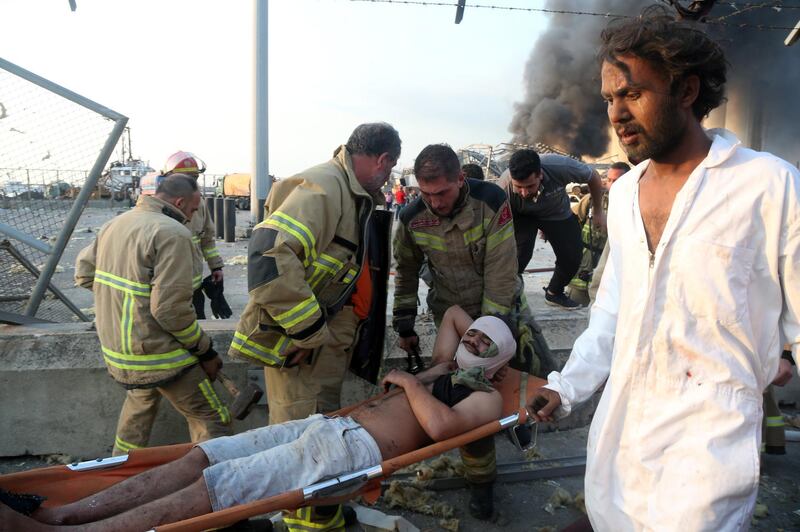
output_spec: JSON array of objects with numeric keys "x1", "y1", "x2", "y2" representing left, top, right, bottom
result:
[{"x1": 499, "y1": 149, "x2": 605, "y2": 309}]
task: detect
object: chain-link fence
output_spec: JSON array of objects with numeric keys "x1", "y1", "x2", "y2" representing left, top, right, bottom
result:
[{"x1": 0, "y1": 57, "x2": 127, "y2": 323}]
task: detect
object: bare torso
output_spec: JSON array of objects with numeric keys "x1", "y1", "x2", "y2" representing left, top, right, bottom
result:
[
  {"x1": 638, "y1": 165, "x2": 687, "y2": 253},
  {"x1": 350, "y1": 383, "x2": 437, "y2": 459}
]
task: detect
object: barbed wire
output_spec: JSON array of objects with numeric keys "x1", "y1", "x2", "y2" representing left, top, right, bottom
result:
[{"x1": 347, "y1": 0, "x2": 800, "y2": 30}]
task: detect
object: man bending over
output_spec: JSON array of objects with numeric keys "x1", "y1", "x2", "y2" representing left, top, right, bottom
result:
[{"x1": 0, "y1": 308, "x2": 515, "y2": 532}]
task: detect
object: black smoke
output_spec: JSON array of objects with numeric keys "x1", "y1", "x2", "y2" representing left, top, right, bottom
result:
[{"x1": 509, "y1": 1, "x2": 800, "y2": 165}]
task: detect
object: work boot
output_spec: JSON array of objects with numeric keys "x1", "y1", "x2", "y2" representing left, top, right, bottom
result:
[{"x1": 468, "y1": 482, "x2": 494, "y2": 520}]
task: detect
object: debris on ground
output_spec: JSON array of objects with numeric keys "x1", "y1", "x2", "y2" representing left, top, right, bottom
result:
[
  {"x1": 753, "y1": 503, "x2": 769, "y2": 518},
  {"x1": 548, "y1": 486, "x2": 573, "y2": 508},
  {"x1": 80, "y1": 307, "x2": 95, "y2": 318},
  {"x1": 573, "y1": 491, "x2": 586, "y2": 514},
  {"x1": 525, "y1": 446, "x2": 545, "y2": 460},
  {"x1": 226, "y1": 255, "x2": 248, "y2": 266},
  {"x1": 785, "y1": 415, "x2": 800, "y2": 429},
  {"x1": 44, "y1": 454, "x2": 74, "y2": 466},
  {"x1": 438, "y1": 517, "x2": 459, "y2": 531},
  {"x1": 407, "y1": 455, "x2": 464, "y2": 482},
  {"x1": 350, "y1": 503, "x2": 420, "y2": 532},
  {"x1": 382, "y1": 481, "x2": 455, "y2": 519}
]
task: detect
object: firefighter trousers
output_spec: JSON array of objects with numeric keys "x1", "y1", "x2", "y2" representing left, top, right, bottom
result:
[
  {"x1": 264, "y1": 306, "x2": 360, "y2": 425},
  {"x1": 762, "y1": 386, "x2": 786, "y2": 454},
  {"x1": 112, "y1": 364, "x2": 232, "y2": 456}
]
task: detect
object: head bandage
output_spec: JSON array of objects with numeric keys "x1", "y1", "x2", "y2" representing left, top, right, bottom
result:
[{"x1": 454, "y1": 316, "x2": 516, "y2": 378}]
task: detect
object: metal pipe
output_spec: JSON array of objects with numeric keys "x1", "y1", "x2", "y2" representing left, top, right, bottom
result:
[
  {"x1": 0, "y1": 57, "x2": 126, "y2": 121},
  {"x1": 223, "y1": 198, "x2": 236, "y2": 243},
  {"x1": 26, "y1": 116, "x2": 128, "y2": 316},
  {"x1": 251, "y1": 0, "x2": 270, "y2": 226},
  {"x1": 0, "y1": 222, "x2": 53, "y2": 254},
  {"x1": 215, "y1": 197, "x2": 225, "y2": 239}
]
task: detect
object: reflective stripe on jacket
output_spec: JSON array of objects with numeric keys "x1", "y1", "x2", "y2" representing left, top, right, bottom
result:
[
  {"x1": 75, "y1": 195, "x2": 212, "y2": 387},
  {"x1": 229, "y1": 146, "x2": 378, "y2": 367},
  {"x1": 189, "y1": 199, "x2": 224, "y2": 275},
  {"x1": 392, "y1": 178, "x2": 519, "y2": 330}
]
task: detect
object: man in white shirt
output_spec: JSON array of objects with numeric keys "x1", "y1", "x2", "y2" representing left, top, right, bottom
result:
[{"x1": 530, "y1": 9, "x2": 800, "y2": 532}]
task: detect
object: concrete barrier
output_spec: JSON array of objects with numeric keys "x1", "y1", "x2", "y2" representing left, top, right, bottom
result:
[{"x1": 0, "y1": 312, "x2": 596, "y2": 459}]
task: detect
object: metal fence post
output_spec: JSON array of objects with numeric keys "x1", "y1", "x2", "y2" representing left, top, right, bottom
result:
[
  {"x1": 205, "y1": 197, "x2": 215, "y2": 222},
  {"x1": 215, "y1": 197, "x2": 225, "y2": 239},
  {"x1": 224, "y1": 198, "x2": 236, "y2": 243}
]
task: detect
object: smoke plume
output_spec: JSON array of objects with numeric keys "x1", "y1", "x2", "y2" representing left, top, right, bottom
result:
[{"x1": 510, "y1": 1, "x2": 800, "y2": 165}]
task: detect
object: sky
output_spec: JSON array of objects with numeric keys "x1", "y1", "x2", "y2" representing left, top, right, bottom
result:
[{"x1": 0, "y1": 0, "x2": 552, "y2": 177}]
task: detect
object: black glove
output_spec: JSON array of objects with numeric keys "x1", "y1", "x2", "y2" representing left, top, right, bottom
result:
[
  {"x1": 192, "y1": 287, "x2": 206, "y2": 320},
  {"x1": 201, "y1": 275, "x2": 233, "y2": 319}
]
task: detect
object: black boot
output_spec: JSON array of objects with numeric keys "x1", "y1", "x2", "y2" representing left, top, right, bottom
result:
[{"x1": 468, "y1": 482, "x2": 494, "y2": 520}]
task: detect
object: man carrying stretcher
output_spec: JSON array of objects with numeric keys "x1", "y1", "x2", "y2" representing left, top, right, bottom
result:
[{"x1": 0, "y1": 307, "x2": 515, "y2": 532}]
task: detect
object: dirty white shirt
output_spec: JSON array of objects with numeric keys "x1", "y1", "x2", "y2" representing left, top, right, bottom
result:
[{"x1": 545, "y1": 129, "x2": 800, "y2": 531}]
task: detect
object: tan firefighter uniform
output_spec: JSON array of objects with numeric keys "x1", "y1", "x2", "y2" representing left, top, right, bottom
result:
[
  {"x1": 189, "y1": 200, "x2": 224, "y2": 281},
  {"x1": 137, "y1": 186, "x2": 222, "y2": 291},
  {"x1": 393, "y1": 178, "x2": 522, "y2": 491},
  {"x1": 567, "y1": 192, "x2": 608, "y2": 306},
  {"x1": 76, "y1": 195, "x2": 231, "y2": 455},
  {"x1": 229, "y1": 146, "x2": 380, "y2": 424}
]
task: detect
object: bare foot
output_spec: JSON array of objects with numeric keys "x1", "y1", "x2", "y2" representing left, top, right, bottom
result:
[{"x1": 0, "y1": 502, "x2": 54, "y2": 531}]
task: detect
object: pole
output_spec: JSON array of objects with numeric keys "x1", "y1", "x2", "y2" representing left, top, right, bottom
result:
[
  {"x1": 215, "y1": 197, "x2": 225, "y2": 239},
  {"x1": 252, "y1": 0, "x2": 270, "y2": 225},
  {"x1": 205, "y1": 197, "x2": 215, "y2": 222},
  {"x1": 223, "y1": 198, "x2": 236, "y2": 243}
]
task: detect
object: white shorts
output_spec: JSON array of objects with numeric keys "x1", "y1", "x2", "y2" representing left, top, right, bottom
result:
[{"x1": 198, "y1": 414, "x2": 382, "y2": 511}]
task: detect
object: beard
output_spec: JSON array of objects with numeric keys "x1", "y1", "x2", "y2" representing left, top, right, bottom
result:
[{"x1": 619, "y1": 97, "x2": 686, "y2": 162}]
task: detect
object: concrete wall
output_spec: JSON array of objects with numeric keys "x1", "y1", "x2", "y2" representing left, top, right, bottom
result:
[{"x1": 0, "y1": 313, "x2": 596, "y2": 459}]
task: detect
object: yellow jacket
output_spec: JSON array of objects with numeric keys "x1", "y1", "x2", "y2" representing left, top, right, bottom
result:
[
  {"x1": 188, "y1": 200, "x2": 224, "y2": 285},
  {"x1": 393, "y1": 179, "x2": 520, "y2": 332},
  {"x1": 75, "y1": 195, "x2": 212, "y2": 387},
  {"x1": 229, "y1": 146, "x2": 378, "y2": 367},
  {"x1": 137, "y1": 195, "x2": 222, "y2": 290}
]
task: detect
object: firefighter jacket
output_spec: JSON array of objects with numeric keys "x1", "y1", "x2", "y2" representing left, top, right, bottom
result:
[
  {"x1": 75, "y1": 195, "x2": 213, "y2": 388},
  {"x1": 229, "y1": 146, "x2": 378, "y2": 368},
  {"x1": 392, "y1": 179, "x2": 519, "y2": 333},
  {"x1": 136, "y1": 195, "x2": 222, "y2": 290},
  {"x1": 188, "y1": 200, "x2": 224, "y2": 285}
]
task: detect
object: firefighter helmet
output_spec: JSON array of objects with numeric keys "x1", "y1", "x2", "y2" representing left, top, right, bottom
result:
[{"x1": 162, "y1": 151, "x2": 206, "y2": 177}]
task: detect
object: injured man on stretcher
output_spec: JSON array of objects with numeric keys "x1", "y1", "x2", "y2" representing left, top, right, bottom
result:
[{"x1": 0, "y1": 306, "x2": 516, "y2": 532}]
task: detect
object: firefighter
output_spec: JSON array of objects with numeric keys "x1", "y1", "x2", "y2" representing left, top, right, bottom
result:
[
  {"x1": 229, "y1": 123, "x2": 399, "y2": 531},
  {"x1": 392, "y1": 143, "x2": 548, "y2": 520},
  {"x1": 230, "y1": 122, "x2": 399, "y2": 422},
  {"x1": 161, "y1": 151, "x2": 227, "y2": 319},
  {"x1": 75, "y1": 174, "x2": 231, "y2": 456},
  {"x1": 567, "y1": 162, "x2": 630, "y2": 306}
]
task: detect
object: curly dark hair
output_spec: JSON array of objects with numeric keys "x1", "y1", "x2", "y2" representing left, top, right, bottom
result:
[{"x1": 598, "y1": 6, "x2": 727, "y2": 119}]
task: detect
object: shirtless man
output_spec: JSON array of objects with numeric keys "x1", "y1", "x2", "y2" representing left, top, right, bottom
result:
[{"x1": 1, "y1": 308, "x2": 515, "y2": 532}]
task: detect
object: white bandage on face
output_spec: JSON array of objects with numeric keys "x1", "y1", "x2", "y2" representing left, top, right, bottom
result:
[{"x1": 454, "y1": 316, "x2": 516, "y2": 378}]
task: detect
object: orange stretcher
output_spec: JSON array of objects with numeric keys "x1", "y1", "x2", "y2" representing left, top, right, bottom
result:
[{"x1": 0, "y1": 369, "x2": 546, "y2": 532}]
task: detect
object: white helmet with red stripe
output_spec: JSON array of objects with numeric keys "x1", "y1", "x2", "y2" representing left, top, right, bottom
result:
[{"x1": 162, "y1": 151, "x2": 206, "y2": 177}]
